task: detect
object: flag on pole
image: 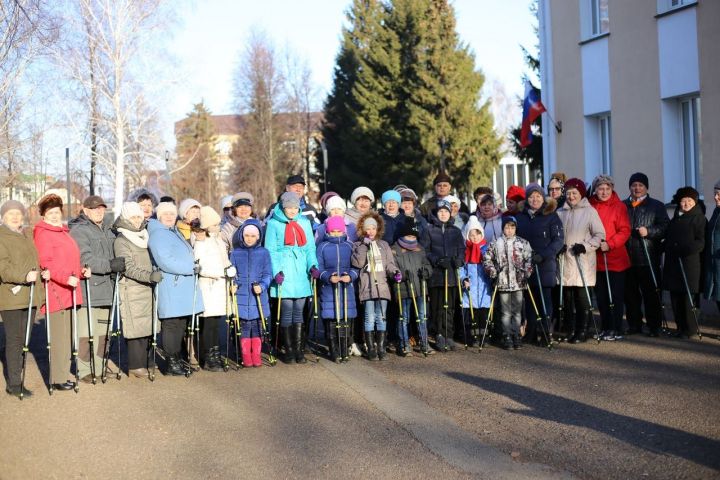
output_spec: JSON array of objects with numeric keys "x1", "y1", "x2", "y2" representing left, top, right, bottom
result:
[{"x1": 520, "y1": 80, "x2": 546, "y2": 148}]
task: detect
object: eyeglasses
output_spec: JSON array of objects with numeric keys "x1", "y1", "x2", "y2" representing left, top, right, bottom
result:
[{"x1": 548, "y1": 187, "x2": 562, "y2": 192}]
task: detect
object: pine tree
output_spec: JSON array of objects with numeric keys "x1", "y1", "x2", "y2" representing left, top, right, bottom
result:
[{"x1": 172, "y1": 102, "x2": 218, "y2": 205}]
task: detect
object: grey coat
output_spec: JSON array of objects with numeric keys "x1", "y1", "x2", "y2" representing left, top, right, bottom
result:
[
  {"x1": 352, "y1": 240, "x2": 399, "y2": 302},
  {"x1": 69, "y1": 212, "x2": 116, "y2": 307},
  {"x1": 113, "y1": 217, "x2": 155, "y2": 339}
]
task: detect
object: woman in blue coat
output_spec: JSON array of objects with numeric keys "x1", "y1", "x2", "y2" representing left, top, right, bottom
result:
[
  {"x1": 316, "y1": 216, "x2": 358, "y2": 362},
  {"x1": 264, "y1": 192, "x2": 319, "y2": 363},
  {"x1": 147, "y1": 202, "x2": 204, "y2": 376},
  {"x1": 229, "y1": 219, "x2": 272, "y2": 367},
  {"x1": 515, "y1": 184, "x2": 564, "y2": 345}
]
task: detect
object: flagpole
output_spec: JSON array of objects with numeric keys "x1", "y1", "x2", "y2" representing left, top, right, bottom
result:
[{"x1": 544, "y1": 111, "x2": 562, "y2": 133}]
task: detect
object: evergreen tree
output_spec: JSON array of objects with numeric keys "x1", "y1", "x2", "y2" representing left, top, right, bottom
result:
[{"x1": 173, "y1": 101, "x2": 218, "y2": 205}]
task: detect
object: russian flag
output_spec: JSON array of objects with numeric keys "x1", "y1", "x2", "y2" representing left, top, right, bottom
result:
[{"x1": 520, "y1": 80, "x2": 546, "y2": 148}]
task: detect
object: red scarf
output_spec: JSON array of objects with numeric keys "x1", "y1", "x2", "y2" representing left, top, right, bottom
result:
[
  {"x1": 284, "y1": 220, "x2": 307, "y2": 246},
  {"x1": 465, "y1": 239, "x2": 486, "y2": 264}
]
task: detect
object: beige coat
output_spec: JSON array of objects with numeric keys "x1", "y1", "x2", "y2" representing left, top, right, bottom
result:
[{"x1": 557, "y1": 197, "x2": 606, "y2": 287}]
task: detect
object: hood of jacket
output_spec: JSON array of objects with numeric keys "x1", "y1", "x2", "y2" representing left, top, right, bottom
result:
[
  {"x1": 34, "y1": 219, "x2": 69, "y2": 234},
  {"x1": 357, "y1": 211, "x2": 385, "y2": 240},
  {"x1": 233, "y1": 218, "x2": 264, "y2": 249},
  {"x1": 462, "y1": 215, "x2": 484, "y2": 242},
  {"x1": 560, "y1": 196, "x2": 593, "y2": 212},
  {"x1": 589, "y1": 191, "x2": 623, "y2": 209}
]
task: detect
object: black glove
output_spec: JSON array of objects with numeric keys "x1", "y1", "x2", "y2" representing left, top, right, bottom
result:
[
  {"x1": 450, "y1": 258, "x2": 459, "y2": 269},
  {"x1": 437, "y1": 257, "x2": 451, "y2": 270},
  {"x1": 571, "y1": 243, "x2": 586, "y2": 256},
  {"x1": 149, "y1": 271, "x2": 163, "y2": 283},
  {"x1": 193, "y1": 263, "x2": 202, "y2": 275},
  {"x1": 189, "y1": 219, "x2": 201, "y2": 231},
  {"x1": 110, "y1": 257, "x2": 126, "y2": 273},
  {"x1": 422, "y1": 268, "x2": 432, "y2": 280},
  {"x1": 558, "y1": 244, "x2": 567, "y2": 255},
  {"x1": 531, "y1": 254, "x2": 543, "y2": 265}
]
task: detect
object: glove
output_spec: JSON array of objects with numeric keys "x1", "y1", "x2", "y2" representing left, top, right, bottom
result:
[
  {"x1": 393, "y1": 271, "x2": 402, "y2": 283},
  {"x1": 419, "y1": 268, "x2": 431, "y2": 280},
  {"x1": 110, "y1": 257, "x2": 126, "y2": 273},
  {"x1": 274, "y1": 272, "x2": 285, "y2": 285},
  {"x1": 149, "y1": 271, "x2": 163, "y2": 283},
  {"x1": 531, "y1": 254, "x2": 543, "y2": 265},
  {"x1": 225, "y1": 266, "x2": 237, "y2": 278},
  {"x1": 310, "y1": 266, "x2": 321, "y2": 279},
  {"x1": 437, "y1": 257, "x2": 451, "y2": 270},
  {"x1": 189, "y1": 218, "x2": 201, "y2": 231},
  {"x1": 571, "y1": 243, "x2": 586, "y2": 256},
  {"x1": 558, "y1": 244, "x2": 567, "y2": 255},
  {"x1": 363, "y1": 237, "x2": 372, "y2": 245},
  {"x1": 193, "y1": 263, "x2": 202, "y2": 275},
  {"x1": 450, "y1": 258, "x2": 458, "y2": 269}
]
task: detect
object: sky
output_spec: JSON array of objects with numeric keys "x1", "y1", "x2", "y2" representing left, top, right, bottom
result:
[{"x1": 165, "y1": 0, "x2": 537, "y2": 141}]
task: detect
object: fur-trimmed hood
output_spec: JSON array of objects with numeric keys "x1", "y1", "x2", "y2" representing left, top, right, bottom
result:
[{"x1": 356, "y1": 211, "x2": 385, "y2": 241}]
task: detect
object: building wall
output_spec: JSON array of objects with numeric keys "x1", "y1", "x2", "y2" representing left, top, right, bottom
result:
[{"x1": 696, "y1": 0, "x2": 720, "y2": 197}]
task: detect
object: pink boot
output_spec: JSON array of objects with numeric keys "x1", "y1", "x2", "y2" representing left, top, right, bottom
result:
[
  {"x1": 251, "y1": 337, "x2": 262, "y2": 367},
  {"x1": 241, "y1": 338, "x2": 252, "y2": 367}
]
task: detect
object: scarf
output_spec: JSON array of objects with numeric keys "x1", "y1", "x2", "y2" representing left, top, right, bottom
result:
[
  {"x1": 397, "y1": 237, "x2": 420, "y2": 251},
  {"x1": 465, "y1": 239, "x2": 485, "y2": 264},
  {"x1": 284, "y1": 220, "x2": 307, "y2": 246},
  {"x1": 118, "y1": 227, "x2": 148, "y2": 249},
  {"x1": 367, "y1": 241, "x2": 384, "y2": 273}
]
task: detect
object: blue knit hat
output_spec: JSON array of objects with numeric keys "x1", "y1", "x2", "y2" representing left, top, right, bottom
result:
[
  {"x1": 381, "y1": 190, "x2": 401, "y2": 206},
  {"x1": 502, "y1": 215, "x2": 518, "y2": 228}
]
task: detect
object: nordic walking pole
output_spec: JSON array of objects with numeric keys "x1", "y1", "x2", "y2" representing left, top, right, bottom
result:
[
  {"x1": 223, "y1": 278, "x2": 231, "y2": 372},
  {"x1": 406, "y1": 271, "x2": 421, "y2": 353},
  {"x1": 678, "y1": 258, "x2": 702, "y2": 339},
  {"x1": 479, "y1": 282, "x2": 499, "y2": 352},
  {"x1": 255, "y1": 286, "x2": 277, "y2": 366},
  {"x1": 395, "y1": 279, "x2": 406, "y2": 353},
  {"x1": 420, "y1": 277, "x2": 430, "y2": 355},
  {"x1": 642, "y1": 238, "x2": 669, "y2": 333},
  {"x1": 534, "y1": 265, "x2": 553, "y2": 349},
  {"x1": 232, "y1": 293, "x2": 242, "y2": 368},
  {"x1": 575, "y1": 253, "x2": 601, "y2": 344},
  {"x1": 101, "y1": 274, "x2": 120, "y2": 383},
  {"x1": 44, "y1": 277, "x2": 53, "y2": 395},
  {"x1": 150, "y1": 282, "x2": 158, "y2": 381},
  {"x1": 84, "y1": 267, "x2": 97, "y2": 384},
  {"x1": 466, "y1": 275, "x2": 477, "y2": 347},
  {"x1": 558, "y1": 254, "x2": 566, "y2": 340},
  {"x1": 456, "y1": 270, "x2": 469, "y2": 349},
  {"x1": 19, "y1": 277, "x2": 35, "y2": 400},
  {"x1": 602, "y1": 248, "x2": 615, "y2": 333},
  {"x1": 275, "y1": 283, "x2": 282, "y2": 352},
  {"x1": 526, "y1": 284, "x2": 552, "y2": 351},
  {"x1": 342, "y1": 281, "x2": 349, "y2": 361},
  {"x1": 188, "y1": 264, "x2": 199, "y2": 367},
  {"x1": 71, "y1": 285, "x2": 80, "y2": 392},
  {"x1": 313, "y1": 277, "x2": 320, "y2": 349},
  {"x1": 443, "y1": 268, "x2": 449, "y2": 352}
]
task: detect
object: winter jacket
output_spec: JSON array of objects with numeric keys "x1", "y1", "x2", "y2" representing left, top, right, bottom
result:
[
  {"x1": 515, "y1": 198, "x2": 564, "y2": 288},
  {"x1": 221, "y1": 215, "x2": 243, "y2": 254},
  {"x1": 704, "y1": 207, "x2": 720, "y2": 301},
  {"x1": 425, "y1": 215, "x2": 465, "y2": 288},
  {"x1": 663, "y1": 204, "x2": 706, "y2": 293},
  {"x1": 314, "y1": 217, "x2": 358, "y2": 246},
  {"x1": 264, "y1": 204, "x2": 318, "y2": 299},
  {"x1": 265, "y1": 196, "x2": 321, "y2": 232},
  {"x1": 477, "y1": 211, "x2": 503, "y2": 244},
  {"x1": 380, "y1": 210, "x2": 406, "y2": 245},
  {"x1": 623, "y1": 195, "x2": 669, "y2": 267},
  {"x1": 195, "y1": 231, "x2": 232, "y2": 317},
  {"x1": 391, "y1": 244, "x2": 432, "y2": 300},
  {"x1": 556, "y1": 197, "x2": 606, "y2": 287},
  {"x1": 459, "y1": 220, "x2": 493, "y2": 309},
  {"x1": 483, "y1": 235, "x2": 533, "y2": 291},
  {"x1": 0, "y1": 225, "x2": 44, "y2": 311},
  {"x1": 589, "y1": 192, "x2": 631, "y2": 272},
  {"x1": 316, "y1": 234, "x2": 358, "y2": 319},
  {"x1": 406, "y1": 209, "x2": 430, "y2": 250},
  {"x1": 230, "y1": 220, "x2": 272, "y2": 321},
  {"x1": 344, "y1": 207, "x2": 365, "y2": 230},
  {"x1": 351, "y1": 212, "x2": 399, "y2": 302},
  {"x1": 69, "y1": 212, "x2": 116, "y2": 307},
  {"x1": 33, "y1": 221, "x2": 84, "y2": 314},
  {"x1": 147, "y1": 219, "x2": 204, "y2": 319},
  {"x1": 113, "y1": 217, "x2": 154, "y2": 339}
]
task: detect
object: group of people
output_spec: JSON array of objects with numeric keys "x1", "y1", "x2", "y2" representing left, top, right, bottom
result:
[{"x1": 1, "y1": 170, "x2": 719, "y2": 399}]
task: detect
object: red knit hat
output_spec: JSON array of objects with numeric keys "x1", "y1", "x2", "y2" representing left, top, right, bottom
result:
[
  {"x1": 506, "y1": 185, "x2": 525, "y2": 202},
  {"x1": 564, "y1": 178, "x2": 587, "y2": 198}
]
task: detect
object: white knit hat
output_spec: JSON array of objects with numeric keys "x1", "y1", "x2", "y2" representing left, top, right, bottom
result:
[
  {"x1": 350, "y1": 186, "x2": 375, "y2": 204},
  {"x1": 178, "y1": 198, "x2": 201, "y2": 219},
  {"x1": 156, "y1": 202, "x2": 178, "y2": 218},
  {"x1": 200, "y1": 206, "x2": 221, "y2": 229},
  {"x1": 325, "y1": 195, "x2": 347, "y2": 214},
  {"x1": 120, "y1": 202, "x2": 144, "y2": 221}
]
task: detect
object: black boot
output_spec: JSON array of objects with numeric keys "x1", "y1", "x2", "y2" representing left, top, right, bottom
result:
[
  {"x1": 364, "y1": 330, "x2": 377, "y2": 360},
  {"x1": 165, "y1": 355, "x2": 186, "y2": 376},
  {"x1": 328, "y1": 322, "x2": 340, "y2": 363},
  {"x1": 501, "y1": 335, "x2": 512, "y2": 350},
  {"x1": 204, "y1": 346, "x2": 223, "y2": 372},
  {"x1": 281, "y1": 327, "x2": 294, "y2": 364},
  {"x1": 293, "y1": 323, "x2": 307, "y2": 364},
  {"x1": 376, "y1": 331, "x2": 387, "y2": 361},
  {"x1": 512, "y1": 334, "x2": 522, "y2": 350}
]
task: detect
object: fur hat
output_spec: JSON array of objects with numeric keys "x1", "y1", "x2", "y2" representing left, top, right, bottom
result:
[
  {"x1": 38, "y1": 194, "x2": 63, "y2": 216},
  {"x1": 127, "y1": 188, "x2": 159, "y2": 207},
  {"x1": 564, "y1": 178, "x2": 587, "y2": 198},
  {"x1": 591, "y1": 174, "x2": 615, "y2": 192},
  {"x1": 200, "y1": 206, "x2": 221, "y2": 229},
  {"x1": 629, "y1": 172, "x2": 649, "y2": 189},
  {"x1": 673, "y1": 186, "x2": 699, "y2": 204},
  {"x1": 357, "y1": 212, "x2": 384, "y2": 240},
  {"x1": 178, "y1": 198, "x2": 201, "y2": 219},
  {"x1": 506, "y1": 185, "x2": 525, "y2": 202},
  {"x1": 0, "y1": 200, "x2": 26, "y2": 218},
  {"x1": 433, "y1": 171, "x2": 452, "y2": 185},
  {"x1": 350, "y1": 187, "x2": 375, "y2": 204}
]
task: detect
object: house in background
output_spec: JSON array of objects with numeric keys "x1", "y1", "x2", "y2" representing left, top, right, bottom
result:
[{"x1": 538, "y1": 0, "x2": 719, "y2": 203}]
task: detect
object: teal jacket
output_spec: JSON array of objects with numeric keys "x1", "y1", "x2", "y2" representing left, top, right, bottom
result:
[{"x1": 264, "y1": 204, "x2": 318, "y2": 298}]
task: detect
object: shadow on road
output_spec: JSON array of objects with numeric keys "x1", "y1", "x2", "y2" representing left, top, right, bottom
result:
[{"x1": 445, "y1": 371, "x2": 720, "y2": 471}]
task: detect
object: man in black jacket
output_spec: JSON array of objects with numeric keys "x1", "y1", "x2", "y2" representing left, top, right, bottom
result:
[{"x1": 623, "y1": 173, "x2": 669, "y2": 336}]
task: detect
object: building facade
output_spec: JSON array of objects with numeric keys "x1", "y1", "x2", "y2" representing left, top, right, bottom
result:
[{"x1": 539, "y1": 0, "x2": 719, "y2": 202}]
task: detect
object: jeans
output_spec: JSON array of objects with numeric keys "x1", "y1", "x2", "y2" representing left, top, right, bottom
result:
[
  {"x1": 499, "y1": 291, "x2": 523, "y2": 336},
  {"x1": 363, "y1": 299, "x2": 387, "y2": 332},
  {"x1": 398, "y1": 297, "x2": 427, "y2": 350},
  {"x1": 280, "y1": 298, "x2": 306, "y2": 327}
]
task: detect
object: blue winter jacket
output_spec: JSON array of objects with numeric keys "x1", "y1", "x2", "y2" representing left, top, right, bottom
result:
[
  {"x1": 264, "y1": 204, "x2": 318, "y2": 298},
  {"x1": 316, "y1": 234, "x2": 358, "y2": 320},
  {"x1": 230, "y1": 219, "x2": 272, "y2": 320},
  {"x1": 380, "y1": 210, "x2": 406, "y2": 245},
  {"x1": 515, "y1": 200, "x2": 565, "y2": 288},
  {"x1": 460, "y1": 260, "x2": 493, "y2": 309},
  {"x1": 147, "y1": 219, "x2": 204, "y2": 319}
]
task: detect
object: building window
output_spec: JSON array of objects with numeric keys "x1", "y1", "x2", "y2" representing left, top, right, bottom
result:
[
  {"x1": 657, "y1": 0, "x2": 697, "y2": 14},
  {"x1": 680, "y1": 97, "x2": 701, "y2": 188},
  {"x1": 590, "y1": 0, "x2": 609, "y2": 36},
  {"x1": 599, "y1": 115, "x2": 612, "y2": 175}
]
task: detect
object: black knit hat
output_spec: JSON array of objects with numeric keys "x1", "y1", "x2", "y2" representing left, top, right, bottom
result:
[
  {"x1": 397, "y1": 216, "x2": 419, "y2": 238},
  {"x1": 629, "y1": 172, "x2": 649, "y2": 189}
]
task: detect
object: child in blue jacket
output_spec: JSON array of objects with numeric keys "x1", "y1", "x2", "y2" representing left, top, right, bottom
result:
[
  {"x1": 230, "y1": 219, "x2": 272, "y2": 367},
  {"x1": 316, "y1": 216, "x2": 358, "y2": 362},
  {"x1": 460, "y1": 216, "x2": 493, "y2": 347}
]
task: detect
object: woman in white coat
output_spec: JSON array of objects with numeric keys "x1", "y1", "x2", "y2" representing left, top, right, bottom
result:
[{"x1": 195, "y1": 206, "x2": 236, "y2": 371}]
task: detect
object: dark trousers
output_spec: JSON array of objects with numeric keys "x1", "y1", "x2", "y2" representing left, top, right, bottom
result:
[
  {"x1": 596, "y1": 270, "x2": 626, "y2": 333},
  {"x1": 563, "y1": 287, "x2": 592, "y2": 334},
  {"x1": 430, "y1": 287, "x2": 458, "y2": 339},
  {"x1": 126, "y1": 336, "x2": 151, "y2": 369},
  {"x1": 161, "y1": 317, "x2": 188, "y2": 356},
  {"x1": 524, "y1": 284, "x2": 553, "y2": 339},
  {"x1": 625, "y1": 265, "x2": 663, "y2": 332},
  {"x1": 201, "y1": 315, "x2": 220, "y2": 353},
  {"x1": 2, "y1": 308, "x2": 33, "y2": 387},
  {"x1": 670, "y1": 291, "x2": 699, "y2": 335}
]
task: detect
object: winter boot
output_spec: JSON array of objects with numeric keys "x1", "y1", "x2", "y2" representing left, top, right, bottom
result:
[
  {"x1": 281, "y1": 327, "x2": 294, "y2": 364},
  {"x1": 204, "y1": 346, "x2": 223, "y2": 372},
  {"x1": 364, "y1": 330, "x2": 377, "y2": 361},
  {"x1": 241, "y1": 338, "x2": 252, "y2": 367},
  {"x1": 501, "y1": 335, "x2": 512, "y2": 350},
  {"x1": 251, "y1": 337, "x2": 262, "y2": 367},
  {"x1": 293, "y1": 323, "x2": 307, "y2": 364},
  {"x1": 165, "y1": 355, "x2": 186, "y2": 376},
  {"x1": 328, "y1": 322, "x2": 340, "y2": 363},
  {"x1": 376, "y1": 331, "x2": 387, "y2": 361},
  {"x1": 512, "y1": 334, "x2": 522, "y2": 350}
]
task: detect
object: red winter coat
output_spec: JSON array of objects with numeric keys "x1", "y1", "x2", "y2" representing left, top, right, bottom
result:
[
  {"x1": 590, "y1": 192, "x2": 631, "y2": 272},
  {"x1": 33, "y1": 221, "x2": 83, "y2": 314}
]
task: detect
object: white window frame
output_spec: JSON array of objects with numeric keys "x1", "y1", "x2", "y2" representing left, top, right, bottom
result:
[
  {"x1": 599, "y1": 114, "x2": 612, "y2": 176},
  {"x1": 657, "y1": 0, "x2": 697, "y2": 14},
  {"x1": 590, "y1": 0, "x2": 609, "y2": 36},
  {"x1": 680, "y1": 96, "x2": 701, "y2": 189}
]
